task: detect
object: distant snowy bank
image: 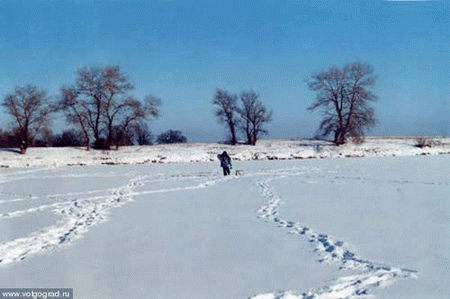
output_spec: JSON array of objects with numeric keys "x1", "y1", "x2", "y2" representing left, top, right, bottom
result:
[{"x1": 1, "y1": 137, "x2": 449, "y2": 169}]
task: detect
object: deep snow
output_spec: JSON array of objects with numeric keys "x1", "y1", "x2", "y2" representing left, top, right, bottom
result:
[{"x1": 0, "y1": 139, "x2": 449, "y2": 299}]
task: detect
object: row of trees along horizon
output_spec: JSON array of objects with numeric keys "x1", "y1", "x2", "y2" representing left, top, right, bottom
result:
[{"x1": 1, "y1": 61, "x2": 378, "y2": 154}]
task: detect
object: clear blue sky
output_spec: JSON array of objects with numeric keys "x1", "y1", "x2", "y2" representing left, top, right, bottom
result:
[{"x1": 1, "y1": 0, "x2": 449, "y2": 142}]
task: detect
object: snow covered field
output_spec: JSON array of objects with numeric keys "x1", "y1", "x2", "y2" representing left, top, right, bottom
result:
[
  {"x1": 0, "y1": 137, "x2": 449, "y2": 169},
  {"x1": 0, "y1": 138, "x2": 449, "y2": 299}
]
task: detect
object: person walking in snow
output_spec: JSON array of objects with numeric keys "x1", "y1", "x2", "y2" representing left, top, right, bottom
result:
[{"x1": 217, "y1": 151, "x2": 232, "y2": 176}]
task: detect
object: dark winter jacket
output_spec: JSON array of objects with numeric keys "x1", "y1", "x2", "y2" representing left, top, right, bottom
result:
[{"x1": 218, "y1": 152, "x2": 232, "y2": 169}]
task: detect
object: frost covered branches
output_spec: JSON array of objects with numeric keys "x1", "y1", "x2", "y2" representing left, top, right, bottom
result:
[
  {"x1": 58, "y1": 65, "x2": 161, "y2": 150},
  {"x1": 1, "y1": 85, "x2": 53, "y2": 154},
  {"x1": 307, "y1": 61, "x2": 378, "y2": 145}
]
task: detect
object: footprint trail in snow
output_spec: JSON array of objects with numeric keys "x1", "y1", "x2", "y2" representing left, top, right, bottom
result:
[
  {"x1": 0, "y1": 165, "x2": 419, "y2": 299},
  {"x1": 251, "y1": 173, "x2": 417, "y2": 299},
  {"x1": 0, "y1": 170, "x2": 221, "y2": 266}
]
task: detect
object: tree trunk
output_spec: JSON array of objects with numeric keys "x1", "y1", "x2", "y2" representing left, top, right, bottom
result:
[
  {"x1": 252, "y1": 129, "x2": 257, "y2": 146},
  {"x1": 85, "y1": 136, "x2": 90, "y2": 151},
  {"x1": 20, "y1": 126, "x2": 29, "y2": 154},
  {"x1": 334, "y1": 129, "x2": 346, "y2": 146},
  {"x1": 244, "y1": 119, "x2": 252, "y2": 145},
  {"x1": 106, "y1": 124, "x2": 114, "y2": 150},
  {"x1": 228, "y1": 121, "x2": 237, "y2": 145}
]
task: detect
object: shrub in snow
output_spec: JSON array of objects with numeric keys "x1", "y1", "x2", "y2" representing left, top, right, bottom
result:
[
  {"x1": 157, "y1": 130, "x2": 187, "y2": 144},
  {"x1": 415, "y1": 137, "x2": 433, "y2": 148}
]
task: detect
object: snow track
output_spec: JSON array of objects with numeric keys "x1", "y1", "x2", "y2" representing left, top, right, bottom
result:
[
  {"x1": 0, "y1": 169, "x2": 225, "y2": 266},
  {"x1": 251, "y1": 171, "x2": 417, "y2": 299},
  {"x1": 0, "y1": 182, "x2": 134, "y2": 265},
  {"x1": 0, "y1": 158, "x2": 443, "y2": 298}
]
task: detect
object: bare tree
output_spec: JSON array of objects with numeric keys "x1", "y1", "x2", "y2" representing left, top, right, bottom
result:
[
  {"x1": 33, "y1": 127, "x2": 54, "y2": 147},
  {"x1": 237, "y1": 91, "x2": 254, "y2": 144},
  {"x1": 157, "y1": 130, "x2": 187, "y2": 144},
  {"x1": 213, "y1": 89, "x2": 239, "y2": 145},
  {"x1": 307, "y1": 61, "x2": 377, "y2": 145},
  {"x1": 0, "y1": 128, "x2": 19, "y2": 148},
  {"x1": 53, "y1": 129, "x2": 84, "y2": 147},
  {"x1": 59, "y1": 65, "x2": 161, "y2": 149},
  {"x1": 2, "y1": 84, "x2": 53, "y2": 154},
  {"x1": 75, "y1": 66, "x2": 105, "y2": 147},
  {"x1": 237, "y1": 90, "x2": 272, "y2": 145},
  {"x1": 131, "y1": 121, "x2": 154, "y2": 145},
  {"x1": 113, "y1": 95, "x2": 160, "y2": 145},
  {"x1": 59, "y1": 86, "x2": 92, "y2": 149}
]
